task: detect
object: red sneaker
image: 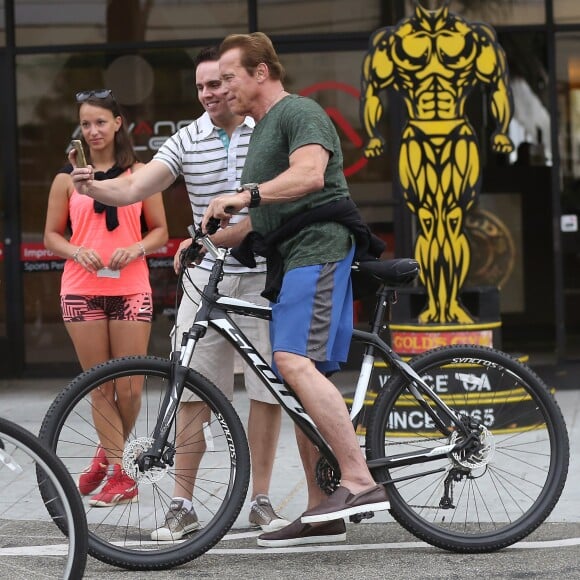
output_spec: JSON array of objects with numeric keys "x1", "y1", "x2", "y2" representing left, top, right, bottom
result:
[
  {"x1": 89, "y1": 464, "x2": 138, "y2": 507},
  {"x1": 77, "y1": 445, "x2": 108, "y2": 495}
]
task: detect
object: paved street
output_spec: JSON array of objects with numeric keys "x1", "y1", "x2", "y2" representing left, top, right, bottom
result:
[{"x1": 0, "y1": 366, "x2": 579, "y2": 578}]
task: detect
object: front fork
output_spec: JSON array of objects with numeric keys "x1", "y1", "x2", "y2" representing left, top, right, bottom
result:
[{"x1": 136, "y1": 325, "x2": 205, "y2": 473}]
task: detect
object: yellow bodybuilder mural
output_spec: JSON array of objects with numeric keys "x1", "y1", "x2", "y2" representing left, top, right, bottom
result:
[{"x1": 361, "y1": 0, "x2": 514, "y2": 323}]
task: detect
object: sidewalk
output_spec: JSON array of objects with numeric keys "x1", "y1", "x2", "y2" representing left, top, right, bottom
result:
[
  {"x1": 0, "y1": 365, "x2": 579, "y2": 526},
  {"x1": 1, "y1": 368, "x2": 579, "y2": 579}
]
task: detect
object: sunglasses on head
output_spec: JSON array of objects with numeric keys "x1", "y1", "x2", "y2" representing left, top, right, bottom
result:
[{"x1": 75, "y1": 89, "x2": 114, "y2": 102}]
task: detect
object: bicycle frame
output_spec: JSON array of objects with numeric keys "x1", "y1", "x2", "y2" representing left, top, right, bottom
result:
[{"x1": 144, "y1": 235, "x2": 472, "y2": 481}]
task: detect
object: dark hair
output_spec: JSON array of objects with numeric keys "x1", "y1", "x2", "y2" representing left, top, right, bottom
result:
[
  {"x1": 77, "y1": 93, "x2": 138, "y2": 169},
  {"x1": 193, "y1": 46, "x2": 219, "y2": 70},
  {"x1": 219, "y1": 32, "x2": 285, "y2": 81}
]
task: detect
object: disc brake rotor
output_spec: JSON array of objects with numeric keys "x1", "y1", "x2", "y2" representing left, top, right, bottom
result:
[
  {"x1": 122, "y1": 437, "x2": 169, "y2": 484},
  {"x1": 450, "y1": 426, "x2": 495, "y2": 471}
]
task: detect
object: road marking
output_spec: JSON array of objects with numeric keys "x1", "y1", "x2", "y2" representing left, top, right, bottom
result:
[{"x1": 2, "y1": 533, "x2": 579, "y2": 557}]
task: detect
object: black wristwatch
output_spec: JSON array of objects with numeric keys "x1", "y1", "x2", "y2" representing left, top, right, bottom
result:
[{"x1": 237, "y1": 182, "x2": 261, "y2": 208}]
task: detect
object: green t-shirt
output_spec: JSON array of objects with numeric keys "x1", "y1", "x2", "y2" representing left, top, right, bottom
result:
[{"x1": 242, "y1": 94, "x2": 352, "y2": 272}]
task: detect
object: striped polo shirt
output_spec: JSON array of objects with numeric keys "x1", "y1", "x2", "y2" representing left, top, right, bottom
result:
[{"x1": 154, "y1": 111, "x2": 265, "y2": 274}]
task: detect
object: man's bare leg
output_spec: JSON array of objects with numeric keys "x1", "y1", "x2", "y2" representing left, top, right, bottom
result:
[
  {"x1": 294, "y1": 426, "x2": 328, "y2": 510},
  {"x1": 274, "y1": 351, "x2": 375, "y2": 495},
  {"x1": 172, "y1": 399, "x2": 282, "y2": 501},
  {"x1": 172, "y1": 401, "x2": 208, "y2": 500},
  {"x1": 247, "y1": 400, "x2": 281, "y2": 500}
]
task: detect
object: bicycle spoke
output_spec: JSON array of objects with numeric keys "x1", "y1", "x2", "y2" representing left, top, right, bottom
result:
[
  {"x1": 0, "y1": 417, "x2": 88, "y2": 579},
  {"x1": 39, "y1": 356, "x2": 249, "y2": 570},
  {"x1": 366, "y1": 344, "x2": 569, "y2": 552}
]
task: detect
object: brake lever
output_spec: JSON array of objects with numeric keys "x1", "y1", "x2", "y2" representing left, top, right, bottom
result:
[
  {"x1": 188, "y1": 208, "x2": 237, "y2": 240},
  {"x1": 205, "y1": 217, "x2": 221, "y2": 235}
]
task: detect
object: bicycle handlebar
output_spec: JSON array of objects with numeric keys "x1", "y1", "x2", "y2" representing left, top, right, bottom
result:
[
  {"x1": 187, "y1": 217, "x2": 221, "y2": 241},
  {"x1": 182, "y1": 203, "x2": 239, "y2": 267},
  {"x1": 182, "y1": 217, "x2": 227, "y2": 269}
]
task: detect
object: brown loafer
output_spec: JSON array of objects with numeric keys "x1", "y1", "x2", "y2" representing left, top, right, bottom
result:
[
  {"x1": 257, "y1": 517, "x2": 346, "y2": 547},
  {"x1": 301, "y1": 484, "x2": 390, "y2": 524}
]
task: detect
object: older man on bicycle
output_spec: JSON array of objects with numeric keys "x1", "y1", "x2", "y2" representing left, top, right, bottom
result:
[{"x1": 201, "y1": 32, "x2": 390, "y2": 548}]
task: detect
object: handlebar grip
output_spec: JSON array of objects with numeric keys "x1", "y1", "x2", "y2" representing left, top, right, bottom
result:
[
  {"x1": 188, "y1": 213, "x2": 229, "y2": 241},
  {"x1": 206, "y1": 217, "x2": 221, "y2": 235}
]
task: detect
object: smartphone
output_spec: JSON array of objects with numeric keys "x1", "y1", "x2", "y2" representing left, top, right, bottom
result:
[{"x1": 71, "y1": 139, "x2": 87, "y2": 168}]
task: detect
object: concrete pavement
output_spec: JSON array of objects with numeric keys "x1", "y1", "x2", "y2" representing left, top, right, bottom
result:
[{"x1": 0, "y1": 364, "x2": 579, "y2": 578}]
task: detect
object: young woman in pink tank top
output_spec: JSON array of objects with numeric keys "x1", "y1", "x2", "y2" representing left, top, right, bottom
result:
[{"x1": 44, "y1": 89, "x2": 168, "y2": 507}]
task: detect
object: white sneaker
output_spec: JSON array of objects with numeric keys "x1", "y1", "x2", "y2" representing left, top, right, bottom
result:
[
  {"x1": 151, "y1": 499, "x2": 200, "y2": 541},
  {"x1": 249, "y1": 495, "x2": 290, "y2": 532}
]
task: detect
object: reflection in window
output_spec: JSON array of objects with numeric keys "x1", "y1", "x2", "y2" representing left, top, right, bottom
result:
[
  {"x1": 280, "y1": 51, "x2": 393, "y2": 225},
  {"x1": 404, "y1": 0, "x2": 545, "y2": 26},
  {"x1": 557, "y1": 34, "x2": 580, "y2": 197},
  {"x1": 554, "y1": 2, "x2": 580, "y2": 24},
  {"x1": 499, "y1": 32, "x2": 551, "y2": 166},
  {"x1": 0, "y1": 118, "x2": 4, "y2": 335},
  {"x1": 17, "y1": 46, "x2": 396, "y2": 362},
  {"x1": 18, "y1": 48, "x2": 205, "y2": 233},
  {"x1": 18, "y1": 47, "x2": 394, "y2": 231},
  {"x1": 258, "y1": 0, "x2": 380, "y2": 34},
  {"x1": 0, "y1": 0, "x2": 4, "y2": 45},
  {"x1": 17, "y1": 48, "x2": 205, "y2": 364},
  {"x1": 14, "y1": 0, "x2": 248, "y2": 47}
]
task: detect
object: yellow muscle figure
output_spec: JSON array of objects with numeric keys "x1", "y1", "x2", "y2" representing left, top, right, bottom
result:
[{"x1": 361, "y1": 1, "x2": 513, "y2": 323}]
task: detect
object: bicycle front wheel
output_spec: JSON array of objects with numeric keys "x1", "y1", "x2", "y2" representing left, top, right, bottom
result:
[
  {"x1": 0, "y1": 416, "x2": 88, "y2": 579},
  {"x1": 39, "y1": 356, "x2": 250, "y2": 571},
  {"x1": 366, "y1": 345, "x2": 569, "y2": 552}
]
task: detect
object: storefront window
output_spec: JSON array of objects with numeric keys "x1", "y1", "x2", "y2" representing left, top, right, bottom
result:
[
  {"x1": 556, "y1": 33, "x2": 580, "y2": 356},
  {"x1": 258, "y1": 0, "x2": 380, "y2": 34},
  {"x1": 492, "y1": 31, "x2": 552, "y2": 346},
  {"x1": 14, "y1": 0, "x2": 248, "y2": 47},
  {"x1": 556, "y1": 34, "x2": 580, "y2": 191},
  {"x1": 0, "y1": 0, "x2": 5, "y2": 46},
  {"x1": 404, "y1": 0, "x2": 545, "y2": 26},
  {"x1": 18, "y1": 46, "x2": 392, "y2": 364},
  {"x1": 17, "y1": 48, "x2": 205, "y2": 364},
  {"x1": 554, "y1": 1, "x2": 580, "y2": 24},
  {"x1": 280, "y1": 51, "x2": 394, "y2": 251},
  {"x1": 0, "y1": 115, "x2": 5, "y2": 340}
]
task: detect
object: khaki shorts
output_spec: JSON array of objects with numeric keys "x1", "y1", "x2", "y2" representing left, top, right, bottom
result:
[{"x1": 171, "y1": 268, "x2": 277, "y2": 404}]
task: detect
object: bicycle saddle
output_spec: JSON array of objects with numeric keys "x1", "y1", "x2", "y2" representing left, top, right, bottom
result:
[{"x1": 352, "y1": 258, "x2": 420, "y2": 287}]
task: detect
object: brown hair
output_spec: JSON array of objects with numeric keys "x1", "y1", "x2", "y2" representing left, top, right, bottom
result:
[
  {"x1": 77, "y1": 94, "x2": 138, "y2": 169},
  {"x1": 193, "y1": 45, "x2": 219, "y2": 70},
  {"x1": 219, "y1": 32, "x2": 285, "y2": 82}
]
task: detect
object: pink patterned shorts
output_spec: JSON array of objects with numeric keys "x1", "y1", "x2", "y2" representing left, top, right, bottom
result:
[{"x1": 60, "y1": 293, "x2": 153, "y2": 322}]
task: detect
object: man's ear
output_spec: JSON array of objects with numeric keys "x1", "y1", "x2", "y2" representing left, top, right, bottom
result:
[{"x1": 256, "y1": 62, "x2": 269, "y2": 82}]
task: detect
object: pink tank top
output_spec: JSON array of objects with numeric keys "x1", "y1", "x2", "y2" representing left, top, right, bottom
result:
[{"x1": 61, "y1": 171, "x2": 151, "y2": 296}]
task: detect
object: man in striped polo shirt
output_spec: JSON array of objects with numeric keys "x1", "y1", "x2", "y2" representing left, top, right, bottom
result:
[{"x1": 70, "y1": 46, "x2": 288, "y2": 539}]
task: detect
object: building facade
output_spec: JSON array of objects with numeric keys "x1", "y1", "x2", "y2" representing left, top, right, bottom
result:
[{"x1": 0, "y1": 0, "x2": 579, "y2": 376}]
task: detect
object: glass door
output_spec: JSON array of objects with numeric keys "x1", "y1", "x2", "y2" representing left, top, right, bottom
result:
[
  {"x1": 0, "y1": 50, "x2": 21, "y2": 377},
  {"x1": 556, "y1": 32, "x2": 580, "y2": 358}
]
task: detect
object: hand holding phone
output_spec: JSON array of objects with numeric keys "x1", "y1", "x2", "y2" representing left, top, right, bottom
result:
[{"x1": 71, "y1": 139, "x2": 87, "y2": 168}]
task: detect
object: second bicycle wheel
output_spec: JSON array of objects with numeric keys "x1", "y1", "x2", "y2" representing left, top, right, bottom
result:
[
  {"x1": 365, "y1": 345, "x2": 569, "y2": 552},
  {"x1": 0, "y1": 416, "x2": 88, "y2": 579},
  {"x1": 39, "y1": 356, "x2": 250, "y2": 571}
]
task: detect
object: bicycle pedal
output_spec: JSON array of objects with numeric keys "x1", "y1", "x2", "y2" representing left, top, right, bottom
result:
[{"x1": 349, "y1": 510, "x2": 375, "y2": 523}]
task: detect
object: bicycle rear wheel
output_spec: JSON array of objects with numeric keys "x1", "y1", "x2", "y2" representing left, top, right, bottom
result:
[
  {"x1": 366, "y1": 345, "x2": 569, "y2": 552},
  {"x1": 39, "y1": 356, "x2": 250, "y2": 571},
  {"x1": 0, "y1": 416, "x2": 88, "y2": 579}
]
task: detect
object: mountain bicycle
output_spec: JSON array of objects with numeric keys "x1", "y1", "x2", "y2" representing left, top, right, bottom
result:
[
  {"x1": 39, "y1": 220, "x2": 569, "y2": 571},
  {"x1": 0, "y1": 415, "x2": 88, "y2": 579}
]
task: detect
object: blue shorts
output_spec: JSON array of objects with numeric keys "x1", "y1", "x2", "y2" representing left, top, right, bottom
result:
[{"x1": 271, "y1": 245, "x2": 355, "y2": 376}]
